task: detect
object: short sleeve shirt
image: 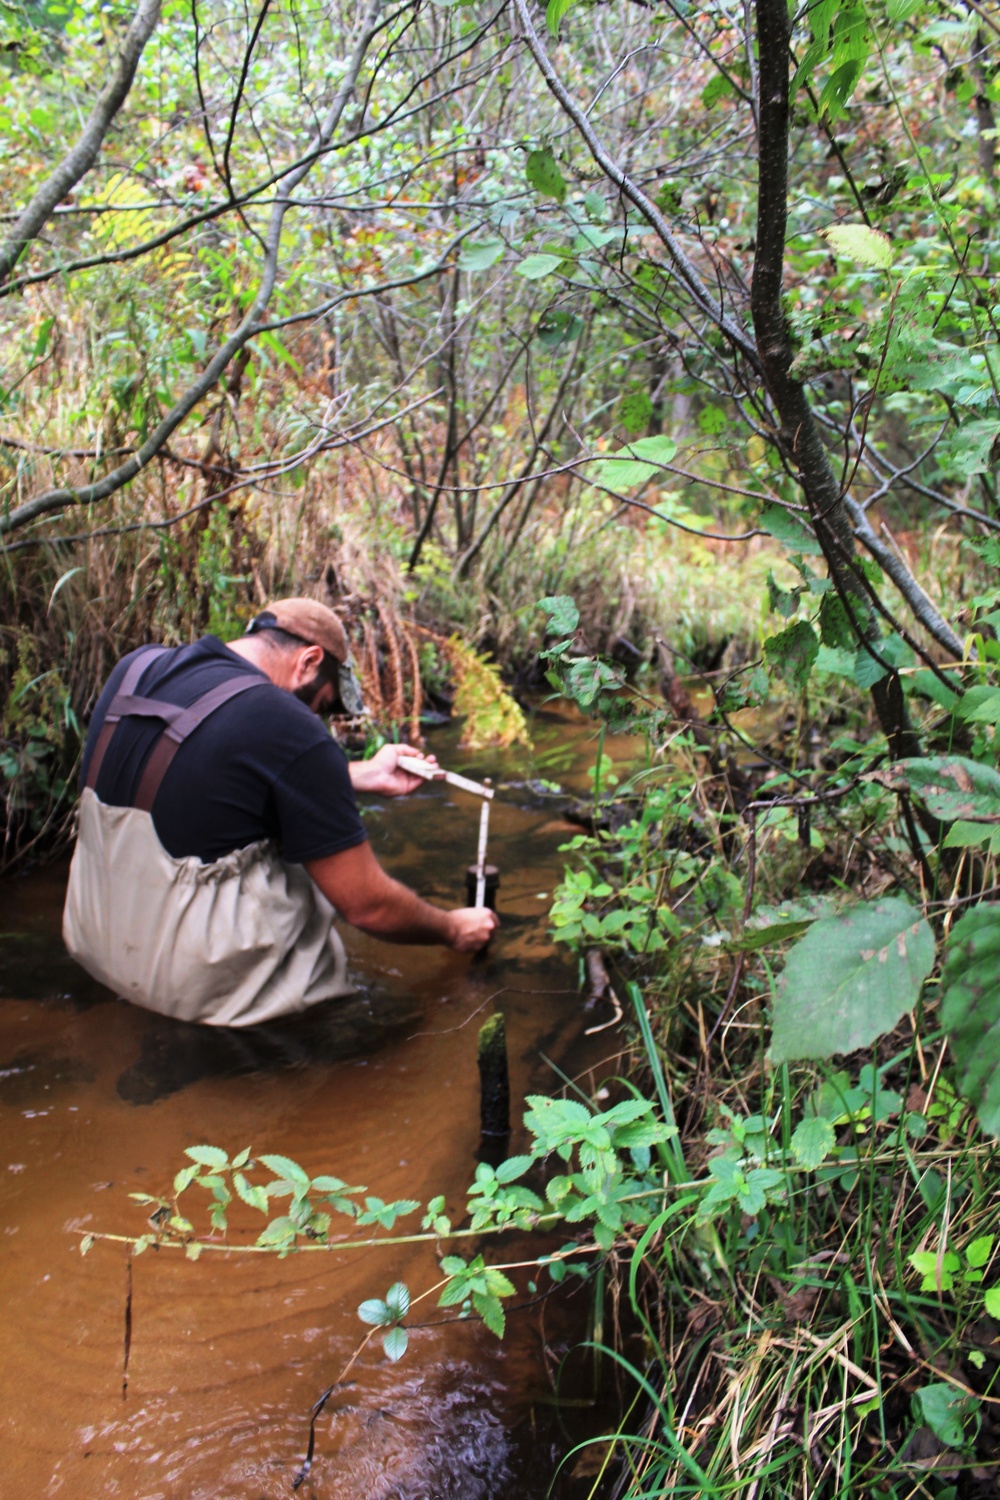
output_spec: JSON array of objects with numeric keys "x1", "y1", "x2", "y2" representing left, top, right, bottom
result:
[{"x1": 80, "y1": 636, "x2": 368, "y2": 864}]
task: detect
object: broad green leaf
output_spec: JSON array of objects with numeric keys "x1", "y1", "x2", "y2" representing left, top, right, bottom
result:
[
  {"x1": 457, "y1": 239, "x2": 504, "y2": 273},
  {"x1": 763, "y1": 621, "x2": 819, "y2": 689},
  {"x1": 869, "y1": 756, "x2": 1000, "y2": 823},
  {"x1": 759, "y1": 502, "x2": 822, "y2": 555},
  {"x1": 495, "y1": 1155, "x2": 534, "y2": 1183},
  {"x1": 823, "y1": 223, "x2": 894, "y2": 269},
  {"x1": 985, "y1": 1286, "x2": 1000, "y2": 1317},
  {"x1": 184, "y1": 1145, "x2": 228, "y2": 1169},
  {"x1": 701, "y1": 73, "x2": 733, "y2": 108},
  {"x1": 384, "y1": 1281, "x2": 411, "y2": 1319},
  {"x1": 942, "y1": 820, "x2": 995, "y2": 849},
  {"x1": 473, "y1": 1291, "x2": 506, "y2": 1337},
  {"x1": 515, "y1": 253, "x2": 564, "y2": 281},
  {"x1": 770, "y1": 897, "x2": 935, "y2": 1064},
  {"x1": 545, "y1": 0, "x2": 574, "y2": 36},
  {"x1": 954, "y1": 685, "x2": 1000, "y2": 724},
  {"x1": 966, "y1": 1235, "x2": 994, "y2": 1269},
  {"x1": 537, "y1": 310, "x2": 584, "y2": 348},
  {"x1": 588, "y1": 434, "x2": 678, "y2": 490},
  {"x1": 791, "y1": 1116, "x2": 836, "y2": 1169},
  {"x1": 912, "y1": 1382, "x2": 979, "y2": 1449},
  {"x1": 358, "y1": 1297, "x2": 391, "y2": 1326},
  {"x1": 539, "y1": 595, "x2": 579, "y2": 635},
  {"x1": 233, "y1": 1172, "x2": 269, "y2": 1214},
  {"x1": 382, "y1": 1326, "x2": 409, "y2": 1362},
  {"x1": 939, "y1": 905, "x2": 1000, "y2": 1137},
  {"x1": 525, "y1": 149, "x2": 566, "y2": 203}
]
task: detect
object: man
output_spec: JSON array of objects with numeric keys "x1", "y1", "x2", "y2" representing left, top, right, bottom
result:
[{"x1": 63, "y1": 597, "x2": 498, "y2": 1027}]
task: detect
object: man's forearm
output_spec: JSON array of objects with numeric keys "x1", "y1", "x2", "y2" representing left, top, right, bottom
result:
[{"x1": 306, "y1": 844, "x2": 456, "y2": 945}]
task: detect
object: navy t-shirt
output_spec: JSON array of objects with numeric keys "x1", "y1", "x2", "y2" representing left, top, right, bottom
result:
[{"x1": 80, "y1": 636, "x2": 368, "y2": 864}]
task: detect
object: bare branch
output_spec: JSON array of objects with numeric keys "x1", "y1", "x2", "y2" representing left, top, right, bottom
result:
[
  {"x1": 0, "y1": 0, "x2": 162, "y2": 287},
  {"x1": 0, "y1": 0, "x2": 384, "y2": 536}
]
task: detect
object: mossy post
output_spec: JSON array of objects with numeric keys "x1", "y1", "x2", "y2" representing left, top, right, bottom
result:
[{"x1": 477, "y1": 1011, "x2": 510, "y2": 1145}]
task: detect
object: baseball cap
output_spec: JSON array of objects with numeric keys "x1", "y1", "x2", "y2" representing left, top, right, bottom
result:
[{"x1": 246, "y1": 598, "x2": 366, "y2": 715}]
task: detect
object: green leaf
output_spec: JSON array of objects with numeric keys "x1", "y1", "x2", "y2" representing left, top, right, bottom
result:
[
  {"x1": 525, "y1": 149, "x2": 566, "y2": 203},
  {"x1": 966, "y1": 1235, "x2": 994, "y2": 1269},
  {"x1": 539, "y1": 593, "x2": 580, "y2": 635},
  {"x1": 763, "y1": 621, "x2": 819, "y2": 689},
  {"x1": 184, "y1": 1144, "x2": 228, "y2": 1169},
  {"x1": 620, "y1": 389, "x2": 653, "y2": 434},
  {"x1": 823, "y1": 225, "x2": 894, "y2": 269},
  {"x1": 258, "y1": 1154, "x2": 311, "y2": 1187},
  {"x1": 770, "y1": 897, "x2": 936, "y2": 1064},
  {"x1": 233, "y1": 1172, "x2": 269, "y2": 1214},
  {"x1": 457, "y1": 239, "x2": 504, "y2": 273},
  {"x1": 759, "y1": 503, "x2": 822, "y2": 555},
  {"x1": 515, "y1": 253, "x2": 564, "y2": 281},
  {"x1": 954, "y1": 685, "x2": 1000, "y2": 725},
  {"x1": 939, "y1": 906, "x2": 1000, "y2": 1138},
  {"x1": 943, "y1": 820, "x2": 994, "y2": 849},
  {"x1": 384, "y1": 1281, "x2": 411, "y2": 1319},
  {"x1": 495, "y1": 1155, "x2": 534, "y2": 1183},
  {"x1": 912, "y1": 1382, "x2": 979, "y2": 1449},
  {"x1": 588, "y1": 434, "x2": 678, "y2": 490},
  {"x1": 358, "y1": 1297, "x2": 391, "y2": 1326},
  {"x1": 537, "y1": 309, "x2": 584, "y2": 348},
  {"x1": 473, "y1": 1291, "x2": 506, "y2": 1338},
  {"x1": 545, "y1": 0, "x2": 574, "y2": 36},
  {"x1": 870, "y1": 756, "x2": 1000, "y2": 823},
  {"x1": 382, "y1": 1326, "x2": 409, "y2": 1361},
  {"x1": 985, "y1": 1286, "x2": 1000, "y2": 1316},
  {"x1": 791, "y1": 1116, "x2": 836, "y2": 1169},
  {"x1": 701, "y1": 73, "x2": 733, "y2": 108}
]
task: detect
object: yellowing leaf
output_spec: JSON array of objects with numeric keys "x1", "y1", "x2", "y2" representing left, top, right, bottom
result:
[{"x1": 823, "y1": 224, "x2": 894, "y2": 269}]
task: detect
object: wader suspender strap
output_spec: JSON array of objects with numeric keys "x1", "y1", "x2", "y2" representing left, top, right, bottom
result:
[{"x1": 84, "y1": 646, "x2": 268, "y2": 812}]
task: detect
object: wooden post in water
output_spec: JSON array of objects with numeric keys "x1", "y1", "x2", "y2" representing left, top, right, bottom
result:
[{"x1": 477, "y1": 1011, "x2": 510, "y2": 1157}]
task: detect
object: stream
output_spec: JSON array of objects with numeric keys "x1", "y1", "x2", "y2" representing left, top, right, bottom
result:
[{"x1": 0, "y1": 707, "x2": 642, "y2": 1500}]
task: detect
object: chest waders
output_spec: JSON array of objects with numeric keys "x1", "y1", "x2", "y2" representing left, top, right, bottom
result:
[{"x1": 63, "y1": 647, "x2": 353, "y2": 1028}]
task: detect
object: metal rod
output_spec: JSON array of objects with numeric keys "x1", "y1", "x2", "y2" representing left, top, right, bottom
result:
[
  {"x1": 474, "y1": 789, "x2": 491, "y2": 908},
  {"x1": 397, "y1": 754, "x2": 494, "y2": 800}
]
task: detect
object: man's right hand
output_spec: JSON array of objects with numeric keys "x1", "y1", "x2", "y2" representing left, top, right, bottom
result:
[{"x1": 446, "y1": 907, "x2": 500, "y2": 952}]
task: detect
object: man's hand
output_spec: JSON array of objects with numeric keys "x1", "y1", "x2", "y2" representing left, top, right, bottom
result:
[
  {"x1": 445, "y1": 906, "x2": 500, "y2": 953},
  {"x1": 348, "y1": 743, "x2": 440, "y2": 798},
  {"x1": 306, "y1": 843, "x2": 499, "y2": 952}
]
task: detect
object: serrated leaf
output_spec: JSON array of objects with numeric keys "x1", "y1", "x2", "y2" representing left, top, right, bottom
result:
[
  {"x1": 770, "y1": 897, "x2": 935, "y2": 1064},
  {"x1": 258, "y1": 1154, "x2": 311, "y2": 1187},
  {"x1": 966, "y1": 1235, "x2": 994, "y2": 1269},
  {"x1": 358, "y1": 1298, "x2": 391, "y2": 1326},
  {"x1": 763, "y1": 621, "x2": 819, "y2": 689},
  {"x1": 588, "y1": 434, "x2": 678, "y2": 490},
  {"x1": 939, "y1": 905, "x2": 1000, "y2": 1137},
  {"x1": 457, "y1": 239, "x2": 504, "y2": 273},
  {"x1": 185, "y1": 1241, "x2": 203, "y2": 1261},
  {"x1": 495, "y1": 1155, "x2": 534, "y2": 1183},
  {"x1": 233, "y1": 1172, "x2": 269, "y2": 1214},
  {"x1": 791, "y1": 1115, "x2": 836, "y2": 1169},
  {"x1": 474, "y1": 1291, "x2": 506, "y2": 1337},
  {"x1": 382, "y1": 1326, "x2": 409, "y2": 1362},
  {"x1": 384, "y1": 1282, "x2": 411, "y2": 1319},
  {"x1": 255, "y1": 1215, "x2": 297, "y2": 1247},
  {"x1": 525, "y1": 148, "x2": 566, "y2": 202},
  {"x1": 515, "y1": 253, "x2": 564, "y2": 281},
  {"x1": 869, "y1": 756, "x2": 1000, "y2": 823},
  {"x1": 184, "y1": 1145, "x2": 228, "y2": 1169},
  {"x1": 824, "y1": 224, "x2": 894, "y2": 269}
]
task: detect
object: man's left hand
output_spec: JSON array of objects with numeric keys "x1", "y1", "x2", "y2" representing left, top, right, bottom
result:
[{"x1": 349, "y1": 743, "x2": 441, "y2": 798}]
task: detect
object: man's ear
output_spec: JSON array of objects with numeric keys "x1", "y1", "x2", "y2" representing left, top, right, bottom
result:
[{"x1": 293, "y1": 643, "x2": 325, "y2": 685}]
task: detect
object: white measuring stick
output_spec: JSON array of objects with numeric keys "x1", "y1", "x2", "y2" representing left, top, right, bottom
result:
[
  {"x1": 474, "y1": 788, "x2": 491, "y2": 908},
  {"x1": 397, "y1": 754, "x2": 494, "y2": 800}
]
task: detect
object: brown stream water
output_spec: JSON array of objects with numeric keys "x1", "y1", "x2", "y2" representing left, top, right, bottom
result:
[{"x1": 0, "y1": 708, "x2": 640, "y2": 1500}]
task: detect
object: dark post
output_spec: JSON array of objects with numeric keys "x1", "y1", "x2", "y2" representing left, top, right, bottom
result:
[{"x1": 477, "y1": 1011, "x2": 510, "y2": 1151}]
